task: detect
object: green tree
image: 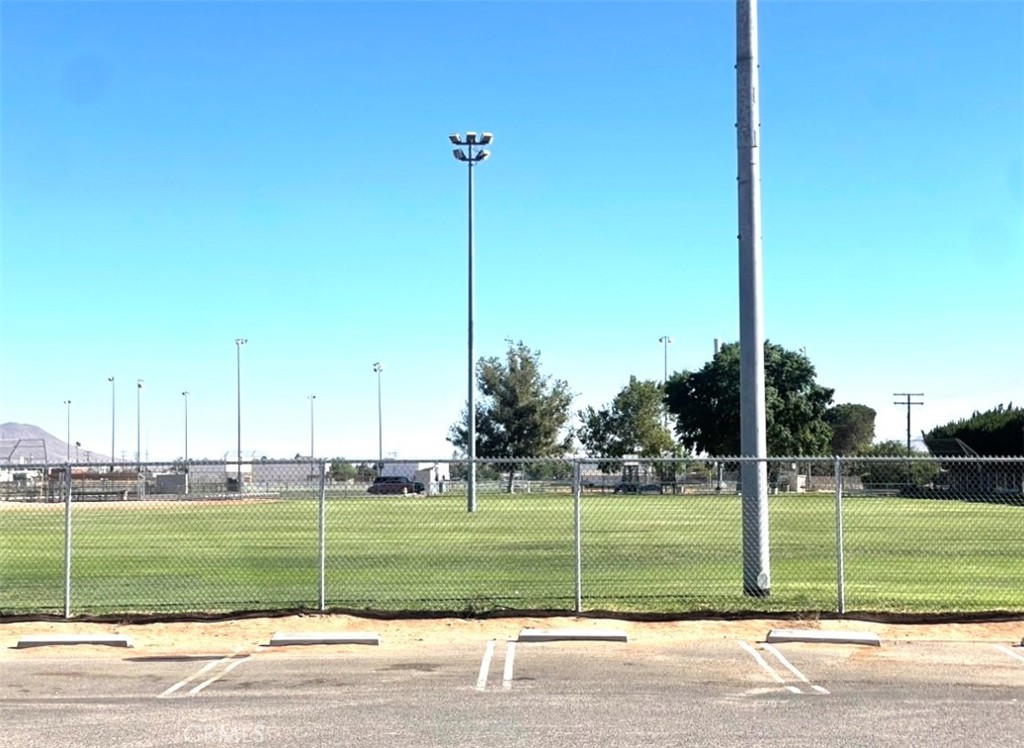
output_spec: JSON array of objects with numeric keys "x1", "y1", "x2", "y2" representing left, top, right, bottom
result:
[
  {"x1": 448, "y1": 340, "x2": 574, "y2": 490},
  {"x1": 578, "y1": 376, "x2": 675, "y2": 472},
  {"x1": 664, "y1": 341, "x2": 834, "y2": 456},
  {"x1": 825, "y1": 403, "x2": 877, "y2": 455},
  {"x1": 926, "y1": 404, "x2": 1024, "y2": 456},
  {"x1": 329, "y1": 458, "x2": 357, "y2": 482}
]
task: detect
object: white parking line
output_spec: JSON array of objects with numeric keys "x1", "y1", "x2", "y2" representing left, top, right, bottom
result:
[
  {"x1": 476, "y1": 640, "x2": 496, "y2": 691},
  {"x1": 762, "y1": 643, "x2": 830, "y2": 695},
  {"x1": 158, "y1": 649, "x2": 252, "y2": 698},
  {"x1": 502, "y1": 641, "x2": 517, "y2": 690},
  {"x1": 739, "y1": 641, "x2": 802, "y2": 694},
  {"x1": 188, "y1": 656, "x2": 252, "y2": 696},
  {"x1": 994, "y1": 644, "x2": 1024, "y2": 663}
]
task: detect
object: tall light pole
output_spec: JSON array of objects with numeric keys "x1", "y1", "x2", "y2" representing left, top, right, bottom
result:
[
  {"x1": 136, "y1": 380, "x2": 143, "y2": 470},
  {"x1": 235, "y1": 338, "x2": 247, "y2": 491},
  {"x1": 659, "y1": 336, "x2": 673, "y2": 429},
  {"x1": 737, "y1": 0, "x2": 770, "y2": 597},
  {"x1": 658, "y1": 335, "x2": 673, "y2": 385},
  {"x1": 450, "y1": 130, "x2": 492, "y2": 513},
  {"x1": 63, "y1": 400, "x2": 71, "y2": 462},
  {"x1": 182, "y1": 391, "x2": 189, "y2": 462},
  {"x1": 308, "y1": 394, "x2": 316, "y2": 460},
  {"x1": 108, "y1": 376, "x2": 115, "y2": 472},
  {"x1": 182, "y1": 391, "x2": 189, "y2": 494},
  {"x1": 373, "y1": 363, "x2": 383, "y2": 475}
]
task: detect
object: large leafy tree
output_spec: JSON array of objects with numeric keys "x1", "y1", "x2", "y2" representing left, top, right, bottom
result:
[
  {"x1": 926, "y1": 404, "x2": 1024, "y2": 456},
  {"x1": 664, "y1": 341, "x2": 834, "y2": 456},
  {"x1": 578, "y1": 376, "x2": 675, "y2": 466},
  {"x1": 825, "y1": 403, "x2": 877, "y2": 455},
  {"x1": 448, "y1": 340, "x2": 574, "y2": 477}
]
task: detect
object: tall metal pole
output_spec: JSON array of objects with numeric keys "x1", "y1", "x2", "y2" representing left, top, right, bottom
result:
[
  {"x1": 737, "y1": 0, "x2": 770, "y2": 597},
  {"x1": 182, "y1": 391, "x2": 189, "y2": 463},
  {"x1": 63, "y1": 400, "x2": 71, "y2": 462},
  {"x1": 108, "y1": 376, "x2": 115, "y2": 472},
  {"x1": 659, "y1": 336, "x2": 672, "y2": 429},
  {"x1": 182, "y1": 390, "x2": 189, "y2": 494},
  {"x1": 136, "y1": 380, "x2": 143, "y2": 470},
  {"x1": 467, "y1": 150, "x2": 477, "y2": 513},
  {"x1": 236, "y1": 338, "x2": 247, "y2": 491},
  {"x1": 308, "y1": 394, "x2": 316, "y2": 461},
  {"x1": 450, "y1": 131, "x2": 492, "y2": 513},
  {"x1": 373, "y1": 363, "x2": 383, "y2": 475}
]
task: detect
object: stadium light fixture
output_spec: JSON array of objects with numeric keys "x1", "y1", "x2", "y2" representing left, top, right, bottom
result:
[{"x1": 449, "y1": 131, "x2": 493, "y2": 513}]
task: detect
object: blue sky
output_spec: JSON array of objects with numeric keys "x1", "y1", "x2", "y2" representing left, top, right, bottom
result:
[{"x1": 2, "y1": 0, "x2": 1022, "y2": 463}]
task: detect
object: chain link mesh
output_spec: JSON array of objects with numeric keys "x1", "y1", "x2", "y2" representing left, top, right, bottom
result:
[{"x1": 1, "y1": 456, "x2": 1021, "y2": 616}]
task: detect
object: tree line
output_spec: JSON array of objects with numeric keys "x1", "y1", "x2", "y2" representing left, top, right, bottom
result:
[
  {"x1": 447, "y1": 339, "x2": 883, "y2": 465},
  {"x1": 328, "y1": 340, "x2": 1020, "y2": 482}
]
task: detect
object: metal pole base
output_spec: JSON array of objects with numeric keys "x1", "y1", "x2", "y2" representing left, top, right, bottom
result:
[{"x1": 743, "y1": 584, "x2": 771, "y2": 598}]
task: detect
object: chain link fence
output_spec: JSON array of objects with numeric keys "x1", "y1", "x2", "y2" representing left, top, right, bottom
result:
[{"x1": 1, "y1": 456, "x2": 1021, "y2": 617}]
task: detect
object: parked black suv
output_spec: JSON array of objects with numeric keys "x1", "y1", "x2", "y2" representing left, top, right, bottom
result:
[
  {"x1": 612, "y1": 482, "x2": 664, "y2": 495},
  {"x1": 367, "y1": 476, "x2": 426, "y2": 495}
]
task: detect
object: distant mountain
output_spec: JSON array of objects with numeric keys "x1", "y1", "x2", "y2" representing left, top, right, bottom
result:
[{"x1": 0, "y1": 422, "x2": 111, "y2": 464}]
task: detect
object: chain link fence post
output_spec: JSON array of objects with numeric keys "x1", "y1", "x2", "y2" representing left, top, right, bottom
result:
[
  {"x1": 573, "y1": 458, "x2": 582, "y2": 613},
  {"x1": 834, "y1": 456, "x2": 846, "y2": 614}
]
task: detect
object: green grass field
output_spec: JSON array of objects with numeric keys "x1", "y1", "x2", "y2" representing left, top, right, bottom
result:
[{"x1": 1, "y1": 492, "x2": 1022, "y2": 616}]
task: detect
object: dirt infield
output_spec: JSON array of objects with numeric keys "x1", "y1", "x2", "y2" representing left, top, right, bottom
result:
[{"x1": 3, "y1": 614, "x2": 1022, "y2": 659}]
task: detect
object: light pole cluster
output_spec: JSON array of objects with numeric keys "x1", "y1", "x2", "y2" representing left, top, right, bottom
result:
[
  {"x1": 73, "y1": 128, "x2": 499, "y2": 475},
  {"x1": 450, "y1": 131, "x2": 492, "y2": 513}
]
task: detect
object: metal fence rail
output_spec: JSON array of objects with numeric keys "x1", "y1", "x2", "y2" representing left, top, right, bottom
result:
[{"x1": 1, "y1": 456, "x2": 1021, "y2": 617}]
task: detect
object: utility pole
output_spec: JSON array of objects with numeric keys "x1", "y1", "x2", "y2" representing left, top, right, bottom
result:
[
  {"x1": 894, "y1": 392, "x2": 924, "y2": 485},
  {"x1": 893, "y1": 393, "x2": 924, "y2": 454}
]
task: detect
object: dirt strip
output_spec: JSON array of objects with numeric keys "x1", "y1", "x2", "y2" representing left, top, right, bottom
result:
[{"x1": 3, "y1": 615, "x2": 1022, "y2": 659}]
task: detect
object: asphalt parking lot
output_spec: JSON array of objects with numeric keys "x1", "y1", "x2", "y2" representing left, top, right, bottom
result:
[{"x1": 1, "y1": 622, "x2": 1022, "y2": 748}]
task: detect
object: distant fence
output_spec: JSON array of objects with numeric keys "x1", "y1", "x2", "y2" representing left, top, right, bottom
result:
[{"x1": 1, "y1": 456, "x2": 1022, "y2": 618}]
